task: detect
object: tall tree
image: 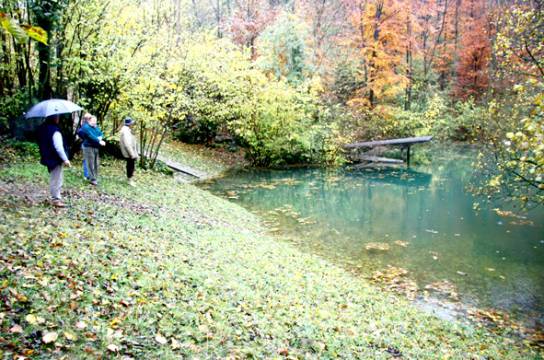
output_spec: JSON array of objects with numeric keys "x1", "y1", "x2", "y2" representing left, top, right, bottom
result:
[
  {"x1": 342, "y1": 0, "x2": 410, "y2": 108},
  {"x1": 453, "y1": 0, "x2": 490, "y2": 99},
  {"x1": 230, "y1": 0, "x2": 276, "y2": 58}
]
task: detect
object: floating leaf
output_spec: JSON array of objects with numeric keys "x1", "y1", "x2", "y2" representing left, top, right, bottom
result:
[
  {"x1": 393, "y1": 240, "x2": 410, "y2": 247},
  {"x1": 424, "y1": 280, "x2": 458, "y2": 300},
  {"x1": 365, "y1": 242, "x2": 390, "y2": 251}
]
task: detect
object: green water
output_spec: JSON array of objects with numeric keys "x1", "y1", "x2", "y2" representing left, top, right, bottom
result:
[{"x1": 201, "y1": 146, "x2": 544, "y2": 324}]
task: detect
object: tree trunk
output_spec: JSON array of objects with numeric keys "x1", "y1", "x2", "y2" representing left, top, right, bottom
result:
[
  {"x1": 405, "y1": 16, "x2": 413, "y2": 111},
  {"x1": 368, "y1": 1, "x2": 383, "y2": 108},
  {"x1": 35, "y1": 4, "x2": 54, "y2": 99}
]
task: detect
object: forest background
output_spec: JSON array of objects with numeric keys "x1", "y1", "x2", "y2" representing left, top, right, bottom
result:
[{"x1": 0, "y1": 0, "x2": 542, "y2": 205}]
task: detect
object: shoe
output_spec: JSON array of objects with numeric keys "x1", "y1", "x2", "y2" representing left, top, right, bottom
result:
[
  {"x1": 128, "y1": 179, "x2": 135, "y2": 187},
  {"x1": 51, "y1": 200, "x2": 66, "y2": 208},
  {"x1": 90, "y1": 180, "x2": 98, "y2": 186}
]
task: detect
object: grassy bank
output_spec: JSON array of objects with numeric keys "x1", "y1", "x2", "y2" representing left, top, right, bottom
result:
[
  {"x1": 0, "y1": 147, "x2": 539, "y2": 359},
  {"x1": 160, "y1": 140, "x2": 247, "y2": 178}
]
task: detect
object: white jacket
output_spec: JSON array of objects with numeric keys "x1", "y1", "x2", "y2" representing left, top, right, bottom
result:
[{"x1": 119, "y1": 126, "x2": 138, "y2": 159}]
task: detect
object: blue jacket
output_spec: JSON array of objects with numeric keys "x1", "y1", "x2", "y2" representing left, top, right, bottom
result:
[
  {"x1": 38, "y1": 123, "x2": 68, "y2": 171},
  {"x1": 78, "y1": 123, "x2": 104, "y2": 148}
]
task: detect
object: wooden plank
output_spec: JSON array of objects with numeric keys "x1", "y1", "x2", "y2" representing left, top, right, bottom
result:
[
  {"x1": 155, "y1": 155, "x2": 207, "y2": 179},
  {"x1": 344, "y1": 136, "x2": 433, "y2": 149},
  {"x1": 360, "y1": 155, "x2": 404, "y2": 164}
]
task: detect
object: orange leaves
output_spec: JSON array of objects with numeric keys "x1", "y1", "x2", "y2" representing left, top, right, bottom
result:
[{"x1": 342, "y1": 0, "x2": 413, "y2": 107}]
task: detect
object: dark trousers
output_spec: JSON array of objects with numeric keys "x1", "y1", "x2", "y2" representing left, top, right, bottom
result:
[{"x1": 126, "y1": 158, "x2": 135, "y2": 178}]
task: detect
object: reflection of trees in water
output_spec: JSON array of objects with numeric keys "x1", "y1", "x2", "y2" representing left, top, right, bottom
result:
[{"x1": 206, "y1": 149, "x2": 544, "y2": 318}]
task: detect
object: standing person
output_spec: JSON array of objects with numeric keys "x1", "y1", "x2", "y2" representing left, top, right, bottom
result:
[
  {"x1": 78, "y1": 115, "x2": 105, "y2": 185},
  {"x1": 119, "y1": 117, "x2": 138, "y2": 186},
  {"x1": 79, "y1": 113, "x2": 92, "y2": 180},
  {"x1": 37, "y1": 115, "x2": 71, "y2": 208}
]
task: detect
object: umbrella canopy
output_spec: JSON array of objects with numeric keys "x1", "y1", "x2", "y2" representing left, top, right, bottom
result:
[{"x1": 24, "y1": 99, "x2": 82, "y2": 119}]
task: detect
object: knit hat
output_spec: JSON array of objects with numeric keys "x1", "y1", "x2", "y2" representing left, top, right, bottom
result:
[{"x1": 124, "y1": 117, "x2": 135, "y2": 126}]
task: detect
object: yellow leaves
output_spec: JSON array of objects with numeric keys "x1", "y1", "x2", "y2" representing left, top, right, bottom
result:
[
  {"x1": 42, "y1": 331, "x2": 58, "y2": 344},
  {"x1": 9, "y1": 289, "x2": 28, "y2": 303},
  {"x1": 25, "y1": 314, "x2": 45, "y2": 325},
  {"x1": 22, "y1": 348, "x2": 35, "y2": 356},
  {"x1": 109, "y1": 317, "x2": 121, "y2": 329},
  {"x1": 64, "y1": 331, "x2": 78, "y2": 341},
  {"x1": 489, "y1": 176, "x2": 502, "y2": 187},
  {"x1": 21, "y1": 25, "x2": 47, "y2": 44}
]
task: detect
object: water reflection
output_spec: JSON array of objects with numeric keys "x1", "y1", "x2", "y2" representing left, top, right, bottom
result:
[{"x1": 201, "y1": 146, "x2": 544, "y2": 324}]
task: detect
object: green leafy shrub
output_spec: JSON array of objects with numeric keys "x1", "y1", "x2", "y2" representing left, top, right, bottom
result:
[{"x1": 0, "y1": 89, "x2": 32, "y2": 136}]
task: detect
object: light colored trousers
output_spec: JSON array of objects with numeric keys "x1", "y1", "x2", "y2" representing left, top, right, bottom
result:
[
  {"x1": 83, "y1": 147, "x2": 99, "y2": 182},
  {"x1": 49, "y1": 164, "x2": 64, "y2": 200}
]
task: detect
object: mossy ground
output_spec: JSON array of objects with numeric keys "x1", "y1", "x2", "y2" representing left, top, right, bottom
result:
[{"x1": 0, "y1": 144, "x2": 540, "y2": 359}]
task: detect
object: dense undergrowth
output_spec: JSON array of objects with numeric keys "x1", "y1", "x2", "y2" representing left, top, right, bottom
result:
[{"x1": 0, "y1": 145, "x2": 540, "y2": 359}]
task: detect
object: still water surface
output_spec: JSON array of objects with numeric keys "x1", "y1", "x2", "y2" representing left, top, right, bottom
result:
[{"x1": 200, "y1": 146, "x2": 544, "y2": 324}]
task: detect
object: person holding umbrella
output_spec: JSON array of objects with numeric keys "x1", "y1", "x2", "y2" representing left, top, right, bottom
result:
[
  {"x1": 77, "y1": 114, "x2": 106, "y2": 185},
  {"x1": 37, "y1": 115, "x2": 71, "y2": 207},
  {"x1": 26, "y1": 99, "x2": 82, "y2": 208}
]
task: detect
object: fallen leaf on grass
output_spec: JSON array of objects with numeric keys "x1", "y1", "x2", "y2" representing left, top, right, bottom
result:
[
  {"x1": 42, "y1": 331, "x2": 58, "y2": 344},
  {"x1": 10, "y1": 324, "x2": 23, "y2": 334},
  {"x1": 107, "y1": 344, "x2": 119, "y2": 352},
  {"x1": 109, "y1": 317, "x2": 121, "y2": 328},
  {"x1": 25, "y1": 314, "x2": 37, "y2": 325},
  {"x1": 155, "y1": 333, "x2": 168, "y2": 345},
  {"x1": 25, "y1": 314, "x2": 45, "y2": 325},
  {"x1": 64, "y1": 332, "x2": 77, "y2": 341},
  {"x1": 75, "y1": 321, "x2": 86, "y2": 330},
  {"x1": 22, "y1": 349, "x2": 34, "y2": 356},
  {"x1": 171, "y1": 338, "x2": 181, "y2": 350}
]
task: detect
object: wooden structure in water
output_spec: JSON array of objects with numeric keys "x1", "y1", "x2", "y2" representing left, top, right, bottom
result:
[{"x1": 344, "y1": 136, "x2": 433, "y2": 166}]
